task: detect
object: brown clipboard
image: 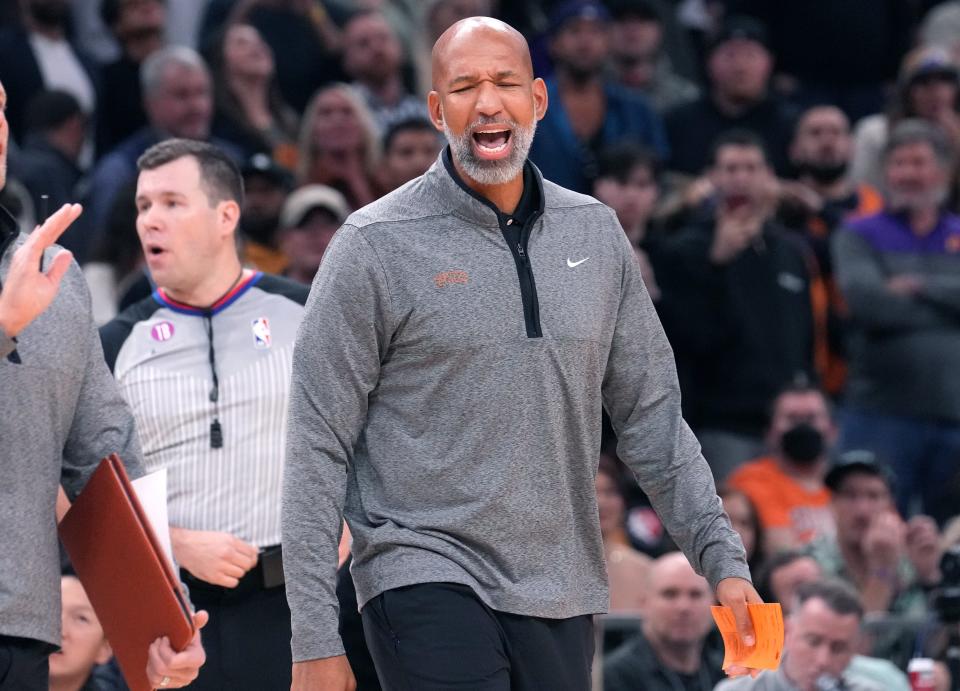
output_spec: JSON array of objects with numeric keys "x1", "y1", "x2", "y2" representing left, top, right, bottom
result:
[{"x1": 59, "y1": 454, "x2": 195, "y2": 691}]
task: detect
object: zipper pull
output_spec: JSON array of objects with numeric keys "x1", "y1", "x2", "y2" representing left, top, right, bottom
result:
[{"x1": 517, "y1": 242, "x2": 526, "y2": 260}]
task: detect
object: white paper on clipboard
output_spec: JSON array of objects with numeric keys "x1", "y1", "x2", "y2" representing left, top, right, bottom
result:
[{"x1": 130, "y1": 468, "x2": 174, "y2": 570}]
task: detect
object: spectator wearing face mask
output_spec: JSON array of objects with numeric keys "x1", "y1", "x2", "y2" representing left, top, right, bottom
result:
[{"x1": 727, "y1": 380, "x2": 838, "y2": 555}]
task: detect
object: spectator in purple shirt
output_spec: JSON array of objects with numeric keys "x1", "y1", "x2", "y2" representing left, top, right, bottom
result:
[{"x1": 831, "y1": 119, "x2": 960, "y2": 526}]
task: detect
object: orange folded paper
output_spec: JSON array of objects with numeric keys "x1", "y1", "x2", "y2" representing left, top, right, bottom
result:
[
  {"x1": 59, "y1": 454, "x2": 195, "y2": 691},
  {"x1": 710, "y1": 602, "x2": 784, "y2": 671}
]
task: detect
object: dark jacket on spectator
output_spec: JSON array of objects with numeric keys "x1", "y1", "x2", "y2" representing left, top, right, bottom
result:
[
  {"x1": 665, "y1": 96, "x2": 797, "y2": 176},
  {"x1": 0, "y1": 26, "x2": 98, "y2": 144},
  {"x1": 656, "y1": 215, "x2": 815, "y2": 436},
  {"x1": 528, "y1": 78, "x2": 669, "y2": 194},
  {"x1": 8, "y1": 134, "x2": 82, "y2": 224},
  {"x1": 603, "y1": 628, "x2": 725, "y2": 691},
  {"x1": 96, "y1": 54, "x2": 147, "y2": 157},
  {"x1": 832, "y1": 211, "x2": 960, "y2": 422}
]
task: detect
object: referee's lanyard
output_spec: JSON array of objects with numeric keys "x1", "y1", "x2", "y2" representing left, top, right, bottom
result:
[
  {"x1": 196, "y1": 267, "x2": 244, "y2": 449},
  {"x1": 203, "y1": 312, "x2": 223, "y2": 449}
]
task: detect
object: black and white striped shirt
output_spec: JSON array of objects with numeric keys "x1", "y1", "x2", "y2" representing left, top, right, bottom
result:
[{"x1": 101, "y1": 271, "x2": 308, "y2": 547}]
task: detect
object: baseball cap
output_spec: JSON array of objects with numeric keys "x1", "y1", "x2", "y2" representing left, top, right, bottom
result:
[
  {"x1": 900, "y1": 45, "x2": 959, "y2": 85},
  {"x1": 241, "y1": 153, "x2": 293, "y2": 188},
  {"x1": 280, "y1": 185, "x2": 350, "y2": 228},
  {"x1": 824, "y1": 449, "x2": 896, "y2": 493},
  {"x1": 548, "y1": 0, "x2": 611, "y2": 36},
  {"x1": 707, "y1": 15, "x2": 770, "y2": 55}
]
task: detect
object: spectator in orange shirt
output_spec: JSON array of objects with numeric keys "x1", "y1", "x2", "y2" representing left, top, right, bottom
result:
[{"x1": 727, "y1": 380, "x2": 837, "y2": 554}]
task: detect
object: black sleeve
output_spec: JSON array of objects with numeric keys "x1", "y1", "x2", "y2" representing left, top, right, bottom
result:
[
  {"x1": 255, "y1": 273, "x2": 311, "y2": 306},
  {"x1": 99, "y1": 296, "x2": 160, "y2": 373}
]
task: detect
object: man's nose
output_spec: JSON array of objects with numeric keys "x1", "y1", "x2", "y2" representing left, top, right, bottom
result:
[{"x1": 474, "y1": 81, "x2": 504, "y2": 117}]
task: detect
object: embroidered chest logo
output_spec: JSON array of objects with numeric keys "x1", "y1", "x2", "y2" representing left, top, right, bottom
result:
[
  {"x1": 150, "y1": 321, "x2": 175, "y2": 342},
  {"x1": 434, "y1": 270, "x2": 469, "y2": 288},
  {"x1": 252, "y1": 317, "x2": 272, "y2": 349}
]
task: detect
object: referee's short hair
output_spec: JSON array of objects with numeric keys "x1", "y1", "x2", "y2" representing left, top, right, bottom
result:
[{"x1": 137, "y1": 138, "x2": 244, "y2": 207}]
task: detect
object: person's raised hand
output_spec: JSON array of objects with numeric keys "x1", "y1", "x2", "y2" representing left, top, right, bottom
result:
[
  {"x1": 0, "y1": 203, "x2": 82, "y2": 337},
  {"x1": 906, "y1": 515, "x2": 942, "y2": 586},
  {"x1": 711, "y1": 205, "x2": 761, "y2": 264},
  {"x1": 169, "y1": 528, "x2": 258, "y2": 588},
  {"x1": 147, "y1": 610, "x2": 208, "y2": 689},
  {"x1": 863, "y1": 510, "x2": 906, "y2": 572},
  {"x1": 291, "y1": 655, "x2": 356, "y2": 691},
  {"x1": 716, "y1": 577, "x2": 764, "y2": 678}
]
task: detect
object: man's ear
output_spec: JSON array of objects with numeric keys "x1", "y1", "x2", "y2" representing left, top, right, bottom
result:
[
  {"x1": 218, "y1": 199, "x2": 241, "y2": 238},
  {"x1": 532, "y1": 78, "x2": 548, "y2": 121},
  {"x1": 94, "y1": 639, "x2": 112, "y2": 666},
  {"x1": 427, "y1": 91, "x2": 445, "y2": 132}
]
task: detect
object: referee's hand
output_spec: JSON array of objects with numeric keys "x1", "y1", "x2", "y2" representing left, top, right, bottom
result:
[{"x1": 170, "y1": 528, "x2": 258, "y2": 588}]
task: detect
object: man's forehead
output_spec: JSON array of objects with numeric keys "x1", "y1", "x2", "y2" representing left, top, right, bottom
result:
[
  {"x1": 137, "y1": 157, "x2": 200, "y2": 190},
  {"x1": 433, "y1": 19, "x2": 532, "y2": 85},
  {"x1": 796, "y1": 599, "x2": 858, "y2": 629}
]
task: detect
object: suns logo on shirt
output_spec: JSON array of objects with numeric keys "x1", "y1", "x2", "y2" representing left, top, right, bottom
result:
[
  {"x1": 252, "y1": 317, "x2": 271, "y2": 349},
  {"x1": 434, "y1": 270, "x2": 469, "y2": 288}
]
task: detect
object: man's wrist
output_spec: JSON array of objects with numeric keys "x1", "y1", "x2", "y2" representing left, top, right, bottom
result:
[
  {"x1": 0, "y1": 306, "x2": 19, "y2": 339},
  {"x1": 866, "y1": 565, "x2": 899, "y2": 586}
]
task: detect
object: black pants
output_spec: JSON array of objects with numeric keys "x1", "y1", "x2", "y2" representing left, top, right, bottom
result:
[
  {"x1": 361, "y1": 583, "x2": 594, "y2": 691},
  {"x1": 182, "y1": 567, "x2": 292, "y2": 691},
  {"x1": 0, "y1": 636, "x2": 51, "y2": 691}
]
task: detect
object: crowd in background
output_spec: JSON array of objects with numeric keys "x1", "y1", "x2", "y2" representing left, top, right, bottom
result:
[{"x1": 2, "y1": 0, "x2": 960, "y2": 689}]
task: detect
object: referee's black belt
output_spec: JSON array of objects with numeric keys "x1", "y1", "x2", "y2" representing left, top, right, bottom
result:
[{"x1": 181, "y1": 544, "x2": 284, "y2": 598}]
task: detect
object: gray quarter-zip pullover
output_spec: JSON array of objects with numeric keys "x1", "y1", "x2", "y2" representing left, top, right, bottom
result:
[
  {"x1": 282, "y1": 153, "x2": 750, "y2": 661},
  {"x1": 1, "y1": 215, "x2": 145, "y2": 646}
]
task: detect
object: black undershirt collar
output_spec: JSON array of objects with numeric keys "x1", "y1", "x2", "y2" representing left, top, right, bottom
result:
[{"x1": 442, "y1": 146, "x2": 542, "y2": 228}]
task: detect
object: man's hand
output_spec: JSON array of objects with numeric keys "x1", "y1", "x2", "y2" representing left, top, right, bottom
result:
[
  {"x1": 863, "y1": 510, "x2": 906, "y2": 573},
  {"x1": 886, "y1": 274, "x2": 925, "y2": 297},
  {"x1": 716, "y1": 577, "x2": 763, "y2": 678},
  {"x1": 170, "y1": 528, "x2": 258, "y2": 588},
  {"x1": 291, "y1": 655, "x2": 356, "y2": 691},
  {"x1": 906, "y1": 515, "x2": 942, "y2": 586},
  {"x1": 778, "y1": 180, "x2": 824, "y2": 215},
  {"x1": 710, "y1": 205, "x2": 764, "y2": 264},
  {"x1": 0, "y1": 203, "x2": 81, "y2": 337},
  {"x1": 147, "y1": 610, "x2": 208, "y2": 689}
]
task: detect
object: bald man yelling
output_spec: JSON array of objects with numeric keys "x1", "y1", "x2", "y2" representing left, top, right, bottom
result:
[{"x1": 284, "y1": 17, "x2": 759, "y2": 691}]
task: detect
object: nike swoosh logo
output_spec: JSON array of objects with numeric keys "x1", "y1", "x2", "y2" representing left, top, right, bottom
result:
[{"x1": 567, "y1": 257, "x2": 589, "y2": 268}]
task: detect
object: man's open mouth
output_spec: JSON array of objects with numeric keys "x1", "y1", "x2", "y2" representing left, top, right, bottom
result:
[{"x1": 472, "y1": 128, "x2": 512, "y2": 153}]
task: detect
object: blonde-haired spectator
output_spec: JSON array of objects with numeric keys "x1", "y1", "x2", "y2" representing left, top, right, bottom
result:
[{"x1": 297, "y1": 83, "x2": 381, "y2": 210}]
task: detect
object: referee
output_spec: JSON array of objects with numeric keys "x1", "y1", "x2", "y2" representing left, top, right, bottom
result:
[{"x1": 100, "y1": 139, "x2": 308, "y2": 690}]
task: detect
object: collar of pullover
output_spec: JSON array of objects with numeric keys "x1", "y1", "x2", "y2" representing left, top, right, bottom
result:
[
  {"x1": 0, "y1": 205, "x2": 19, "y2": 261},
  {"x1": 435, "y1": 146, "x2": 545, "y2": 228}
]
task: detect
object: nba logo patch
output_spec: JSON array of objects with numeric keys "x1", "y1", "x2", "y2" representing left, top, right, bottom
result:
[
  {"x1": 252, "y1": 317, "x2": 271, "y2": 349},
  {"x1": 150, "y1": 321, "x2": 175, "y2": 342}
]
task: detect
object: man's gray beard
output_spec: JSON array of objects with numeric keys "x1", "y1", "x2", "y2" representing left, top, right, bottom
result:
[
  {"x1": 887, "y1": 184, "x2": 948, "y2": 213},
  {"x1": 443, "y1": 117, "x2": 537, "y2": 186}
]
